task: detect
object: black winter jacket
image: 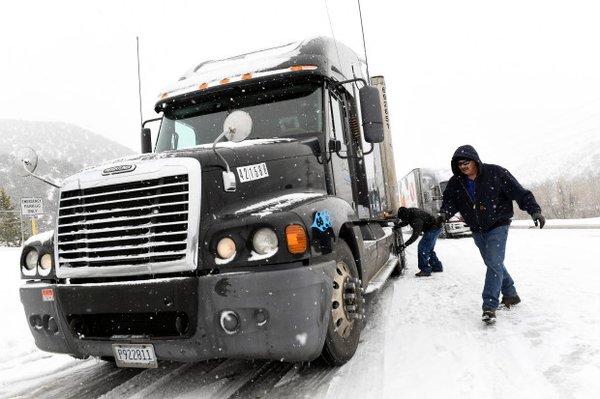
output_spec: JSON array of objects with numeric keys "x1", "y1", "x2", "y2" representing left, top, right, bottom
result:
[
  {"x1": 440, "y1": 145, "x2": 541, "y2": 233},
  {"x1": 398, "y1": 207, "x2": 442, "y2": 246}
]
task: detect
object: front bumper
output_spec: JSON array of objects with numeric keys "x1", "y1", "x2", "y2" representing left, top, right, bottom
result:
[{"x1": 20, "y1": 260, "x2": 335, "y2": 363}]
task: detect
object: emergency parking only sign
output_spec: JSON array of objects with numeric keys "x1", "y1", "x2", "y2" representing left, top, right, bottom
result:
[{"x1": 21, "y1": 197, "x2": 43, "y2": 216}]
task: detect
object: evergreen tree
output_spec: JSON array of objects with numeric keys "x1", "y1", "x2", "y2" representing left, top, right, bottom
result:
[{"x1": 0, "y1": 188, "x2": 21, "y2": 246}]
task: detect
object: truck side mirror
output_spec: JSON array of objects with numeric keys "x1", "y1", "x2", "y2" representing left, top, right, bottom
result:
[
  {"x1": 17, "y1": 147, "x2": 39, "y2": 176},
  {"x1": 141, "y1": 128, "x2": 152, "y2": 153},
  {"x1": 359, "y1": 86, "x2": 384, "y2": 143}
]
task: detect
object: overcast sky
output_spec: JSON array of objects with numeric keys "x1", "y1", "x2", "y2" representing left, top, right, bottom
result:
[{"x1": 2, "y1": 0, "x2": 599, "y2": 179}]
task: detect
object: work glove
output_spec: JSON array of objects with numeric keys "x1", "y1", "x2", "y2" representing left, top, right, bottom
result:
[
  {"x1": 437, "y1": 212, "x2": 448, "y2": 225},
  {"x1": 531, "y1": 212, "x2": 545, "y2": 229}
]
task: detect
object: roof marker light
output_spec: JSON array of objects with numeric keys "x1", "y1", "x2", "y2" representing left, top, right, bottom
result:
[
  {"x1": 290, "y1": 65, "x2": 317, "y2": 71},
  {"x1": 157, "y1": 65, "x2": 318, "y2": 101}
]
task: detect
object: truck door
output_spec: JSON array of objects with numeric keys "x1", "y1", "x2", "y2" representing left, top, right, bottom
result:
[{"x1": 328, "y1": 91, "x2": 354, "y2": 207}]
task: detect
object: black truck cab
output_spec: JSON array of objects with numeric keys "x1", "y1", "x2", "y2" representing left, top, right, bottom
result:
[{"x1": 18, "y1": 37, "x2": 405, "y2": 367}]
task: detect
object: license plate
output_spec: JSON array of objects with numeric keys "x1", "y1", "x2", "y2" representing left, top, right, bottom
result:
[
  {"x1": 112, "y1": 344, "x2": 158, "y2": 368},
  {"x1": 237, "y1": 162, "x2": 269, "y2": 183}
]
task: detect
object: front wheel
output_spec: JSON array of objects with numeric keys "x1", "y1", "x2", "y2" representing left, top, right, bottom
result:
[{"x1": 320, "y1": 240, "x2": 365, "y2": 366}]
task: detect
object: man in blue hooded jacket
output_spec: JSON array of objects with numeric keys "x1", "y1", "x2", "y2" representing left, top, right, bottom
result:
[{"x1": 440, "y1": 145, "x2": 545, "y2": 324}]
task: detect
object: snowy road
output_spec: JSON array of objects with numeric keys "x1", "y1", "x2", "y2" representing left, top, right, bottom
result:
[{"x1": 1, "y1": 228, "x2": 599, "y2": 398}]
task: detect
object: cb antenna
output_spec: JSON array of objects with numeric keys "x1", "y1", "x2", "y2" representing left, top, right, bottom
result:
[
  {"x1": 136, "y1": 36, "x2": 143, "y2": 127},
  {"x1": 357, "y1": 0, "x2": 371, "y2": 82}
]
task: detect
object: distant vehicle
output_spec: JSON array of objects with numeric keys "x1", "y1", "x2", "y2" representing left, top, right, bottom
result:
[
  {"x1": 18, "y1": 37, "x2": 406, "y2": 368},
  {"x1": 399, "y1": 168, "x2": 470, "y2": 238}
]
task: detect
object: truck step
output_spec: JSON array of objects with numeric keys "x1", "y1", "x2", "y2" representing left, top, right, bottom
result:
[{"x1": 364, "y1": 254, "x2": 399, "y2": 294}]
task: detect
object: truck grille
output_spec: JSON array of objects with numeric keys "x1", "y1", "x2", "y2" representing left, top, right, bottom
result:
[{"x1": 57, "y1": 174, "x2": 189, "y2": 269}]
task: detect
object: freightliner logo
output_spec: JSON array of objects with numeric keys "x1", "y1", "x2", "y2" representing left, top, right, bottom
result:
[{"x1": 102, "y1": 164, "x2": 136, "y2": 175}]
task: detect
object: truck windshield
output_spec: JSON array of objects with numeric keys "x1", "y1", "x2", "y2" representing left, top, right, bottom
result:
[{"x1": 155, "y1": 82, "x2": 323, "y2": 152}]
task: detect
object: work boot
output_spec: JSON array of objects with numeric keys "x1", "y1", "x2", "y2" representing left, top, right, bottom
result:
[
  {"x1": 431, "y1": 268, "x2": 443, "y2": 273},
  {"x1": 482, "y1": 309, "x2": 496, "y2": 325},
  {"x1": 414, "y1": 271, "x2": 431, "y2": 277},
  {"x1": 501, "y1": 295, "x2": 521, "y2": 308}
]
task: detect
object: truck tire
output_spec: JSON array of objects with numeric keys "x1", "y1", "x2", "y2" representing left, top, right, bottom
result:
[
  {"x1": 320, "y1": 240, "x2": 364, "y2": 366},
  {"x1": 391, "y1": 248, "x2": 406, "y2": 277},
  {"x1": 391, "y1": 228, "x2": 406, "y2": 278}
]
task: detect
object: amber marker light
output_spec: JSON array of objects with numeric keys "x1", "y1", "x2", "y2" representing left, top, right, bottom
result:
[
  {"x1": 285, "y1": 224, "x2": 308, "y2": 254},
  {"x1": 198, "y1": 82, "x2": 208, "y2": 90},
  {"x1": 290, "y1": 65, "x2": 317, "y2": 72},
  {"x1": 241, "y1": 72, "x2": 253, "y2": 80},
  {"x1": 219, "y1": 77, "x2": 230, "y2": 85}
]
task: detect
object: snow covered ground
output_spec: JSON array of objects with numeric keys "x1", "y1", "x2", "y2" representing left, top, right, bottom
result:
[{"x1": 1, "y1": 228, "x2": 599, "y2": 398}]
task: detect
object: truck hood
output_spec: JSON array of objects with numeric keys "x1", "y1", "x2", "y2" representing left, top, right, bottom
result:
[
  {"x1": 65, "y1": 136, "x2": 326, "y2": 219},
  {"x1": 80, "y1": 138, "x2": 311, "y2": 173}
]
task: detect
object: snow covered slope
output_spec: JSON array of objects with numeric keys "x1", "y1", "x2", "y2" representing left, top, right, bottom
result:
[
  {"x1": 511, "y1": 105, "x2": 600, "y2": 184},
  {"x1": 0, "y1": 120, "x2": 134, "y2": 231}
]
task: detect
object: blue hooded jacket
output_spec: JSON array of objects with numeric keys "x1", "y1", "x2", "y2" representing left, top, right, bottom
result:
[{"x1": 440, "y1": 145, "x2": 541, "y2": 233}]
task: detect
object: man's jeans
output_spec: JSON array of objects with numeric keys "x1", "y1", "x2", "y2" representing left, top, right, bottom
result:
[
  {"x1": 417, "y1": 228, "x2": 443, "y2": 273},
  {"x1": 472, "y1": 225, "x2": 518, "y2": 310}
]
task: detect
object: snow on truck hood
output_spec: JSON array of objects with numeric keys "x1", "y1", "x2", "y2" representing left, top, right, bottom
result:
[
  {"x1": 23, "y1": 230, "x2": 54, "y2": 246},
  {"x1": 76, "y1": 138, "x2": 296, "y2": 174},
  {"x1": 234, "y1": 192, "x2": 325, "y2": 218}
]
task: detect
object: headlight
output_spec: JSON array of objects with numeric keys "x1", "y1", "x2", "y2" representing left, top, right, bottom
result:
[
  {"x1": 24, "y1": 249, "x2": 38, "y2": 271},
  {"x1": 252, "y1": 228, "x2": 278, "y2": 255},
  {"x1": 39, "y1": 254, "x2": 53, "y2": 275},
  {"x1": 216, "y1": 237, "x2": 236, "y2": 259}
]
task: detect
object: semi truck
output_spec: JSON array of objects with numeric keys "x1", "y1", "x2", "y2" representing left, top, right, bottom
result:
[
  {"x1": 399, "y1": 168, "x2": 470, "y2": 237},
  {"x1": 18, "y1": 37, "x2": 405, "y2": 368}
]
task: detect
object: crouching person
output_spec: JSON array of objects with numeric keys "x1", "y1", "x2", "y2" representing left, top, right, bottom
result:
[{"x1": 397, "y1": 207, "x2": 444, "y2": 277}]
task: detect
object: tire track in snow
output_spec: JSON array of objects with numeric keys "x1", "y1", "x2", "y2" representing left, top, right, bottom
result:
[
  {"x1": 131, "y1": 358, "x2": 265, "y2": 398},
  {"x1": 99, "y1": 361, "x2": 201, "y2": 398},
  {"x1": 226, "y1": 361, "x2": 296, "y2": 398},
  {"x1": 267, "y1": 360, "x2": 335, "y2": 398},
  {"x1": 0, "y1": 358, "x2": 98, "y2": 398},
  {"x1": 4, "y1": 360, "x2": 143, "y2": 399},
  {"x1": 61, "y1": 366, "x2": 143, "y2": 399}
]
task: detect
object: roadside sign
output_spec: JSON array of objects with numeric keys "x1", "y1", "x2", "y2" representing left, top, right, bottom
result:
[{"x1": 21, "y1": 197, "x2": 44, "y2": 216}]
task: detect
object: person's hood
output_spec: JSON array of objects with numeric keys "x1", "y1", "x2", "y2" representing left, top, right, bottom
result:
[
  {"x1": 451, "y1": 145, "x2": 483, "y2": 176},
  {"x1": 397, "y1": 206, "x2": 409, "y2": 221}
]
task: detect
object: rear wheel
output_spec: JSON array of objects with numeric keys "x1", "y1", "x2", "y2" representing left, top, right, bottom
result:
[
  {"x1": 321, "y1": 240, "x2": 365, "y2": 366},
  {"x1": 391, "y1": 228, "x2": 406, "y2": 277},
  {"x1": 391, "y1": 246, "x2": 406, "y2": 277}
]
